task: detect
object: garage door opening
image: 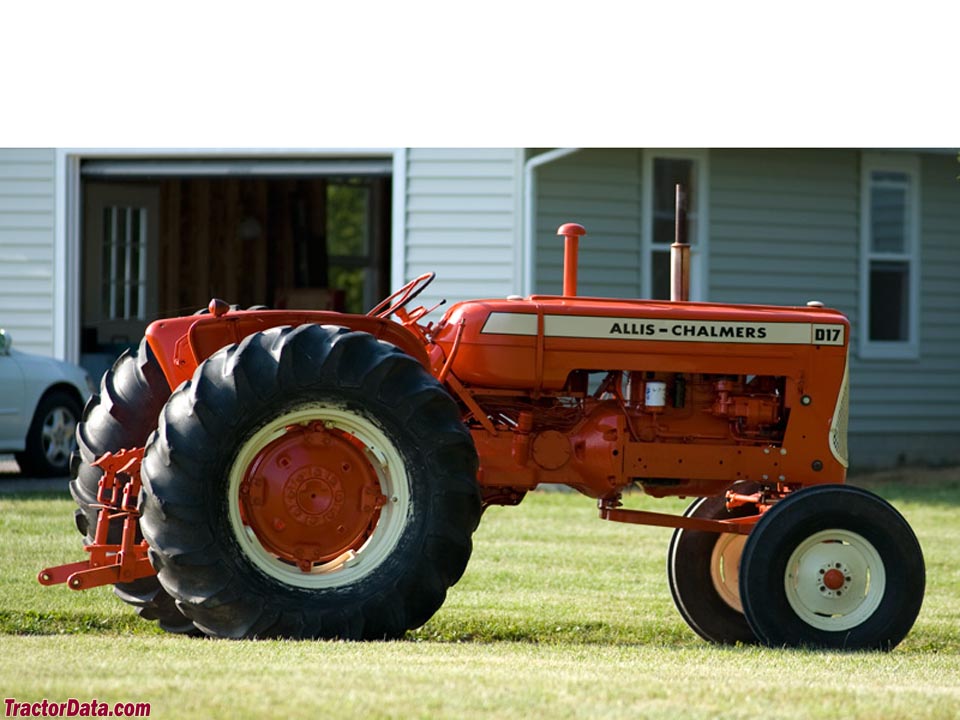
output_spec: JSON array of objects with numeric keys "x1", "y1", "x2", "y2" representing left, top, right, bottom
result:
[{"x1": 78, "y1": 160, "x2": 392, "y2": 380}]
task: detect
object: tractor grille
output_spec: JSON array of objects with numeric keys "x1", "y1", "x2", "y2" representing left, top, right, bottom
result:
[{"x1": 829, "y1": 353, "x2": 850, "y2": 468}]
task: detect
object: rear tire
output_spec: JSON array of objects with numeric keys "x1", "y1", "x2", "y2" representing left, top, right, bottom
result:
[
  {"x1": 739, "y1": 484, "x2": 925, "y2": 650},
  {"x1": 69, "y1": 337, "x2": 197, "y2": 634},
  {"x1": 667, "y1": 488, "x2": 758, "y2": 644},
  {"x1": 140, "y1": 324, "x2": 481, "y2": 639}
]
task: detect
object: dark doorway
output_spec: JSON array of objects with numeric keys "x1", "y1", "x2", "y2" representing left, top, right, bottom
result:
[{"x1": 79, "y1": 166, "x2": 392, "y2": 381}]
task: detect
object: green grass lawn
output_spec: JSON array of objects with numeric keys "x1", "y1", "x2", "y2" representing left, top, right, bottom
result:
[{"x1": 1, "y1": 477, "x2": 958, "y2": 719}]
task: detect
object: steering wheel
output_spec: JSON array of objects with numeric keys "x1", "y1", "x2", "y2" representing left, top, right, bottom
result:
[{"x1": 367, "y1": 272, "x2": 435, "y2": 318}]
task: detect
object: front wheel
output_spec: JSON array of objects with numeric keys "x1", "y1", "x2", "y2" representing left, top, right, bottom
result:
[
  {"x1": 739, "y1": 484, "x2": 925, "y2": 650},
  {"x1": 140, "y1": 324, "x2": 481, "y2": 639},
  {"x1": 667, "y1": 487, "x2": 759, "y2": 645}
]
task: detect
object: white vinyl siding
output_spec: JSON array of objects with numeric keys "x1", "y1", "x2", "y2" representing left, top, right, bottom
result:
[
  {"x1": 534, "y1": 149, "x2": 642, "y2": 298},
  {"x1": 532, "y1": 150, "x2": 710, "y2": 301},
  {"x1": 708, "y1": 149, "x2": 959, "y2": 465},
  {"x1": 403, "y1": 148, "x2": 522, "y2": 309},
  {"x1": 709, "y1": 149, "x2": 860, "y2": 312},
  {"x1": 0, "y1": 149, "x2": 57, "y2": 355},
  {"x1": 850, "y1": 153, "x2": 960, "y2": 460}
]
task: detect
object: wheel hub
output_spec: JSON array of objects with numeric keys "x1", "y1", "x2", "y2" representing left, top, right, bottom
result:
[
  {"x1": 42, "y1": 408, "x2": 76, "y2": 463},
  {"x1": 240, "y1": 421, "x2": 386, "y2": 570},
  {"x1": 284, "y1": 467, "x2": 344, "y2": 525},
  {"x1": 784, "y1": 529, "x2": 886, "y2": 631},
  {"x1": 820, "y1": 565, "x2": 849, "y2": 594}
]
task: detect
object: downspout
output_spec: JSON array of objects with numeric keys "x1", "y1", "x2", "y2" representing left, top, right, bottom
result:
[
  {"x1": 522, "y1": 148, "x2": 580, "y2": 296},
  {"x1": 390, "y1": 148, "x2": 408, "y2": 289}
]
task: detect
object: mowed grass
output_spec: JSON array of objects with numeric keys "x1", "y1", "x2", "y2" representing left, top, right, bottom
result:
[{"x1": 1, "y1": 476, "x2": 959, "y2": 720}]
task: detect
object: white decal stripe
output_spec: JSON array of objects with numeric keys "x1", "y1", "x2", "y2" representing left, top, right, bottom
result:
[
  {"x1": 481, "y1": 312, "x2": 845, "y2": 346},
  {"x1": 481, "y1": 312, "x2": 538, "y2": 336}
]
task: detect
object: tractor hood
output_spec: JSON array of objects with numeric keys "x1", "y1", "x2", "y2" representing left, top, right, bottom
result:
[{"x1": 431, "y1": 295, "x2": 849, "y2": 392}]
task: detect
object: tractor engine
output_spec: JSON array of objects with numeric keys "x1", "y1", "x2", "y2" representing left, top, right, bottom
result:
[
  {"x1": 423, "y1": 224, "x2": 849, "y2": 506},
  {"x1": 453, "y1": 369, "x2": 789, "y2": 504}
]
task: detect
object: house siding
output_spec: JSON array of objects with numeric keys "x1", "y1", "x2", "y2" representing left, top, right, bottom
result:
[
  {"x1": 534, "y1": 149, "x2": 642, "y2": 298},
  {"x1": 846, "y1": 152, "x2": 960, "y2": 466},
  {"x1": 403, "y1": 148, "x2": 523, "y2": 309},
  {"x1": 0, "y1": 148, "x2": 57, "y2": 356},
  {"x1": 709, "y1": 149, "x2": 861, "y2": 311}
]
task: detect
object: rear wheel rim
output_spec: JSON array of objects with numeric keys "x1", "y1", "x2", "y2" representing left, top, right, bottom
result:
[
  {"x1": 227, "y1": 404, "x2": 410, "y2": 589},
  {"x1": 784, "y1": 529, "x2": 886, "y2": 631}
]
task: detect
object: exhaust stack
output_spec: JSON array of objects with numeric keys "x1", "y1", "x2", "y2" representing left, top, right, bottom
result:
[{"x1": 671, "y1": 184, "x2": 691, "y2": 302}]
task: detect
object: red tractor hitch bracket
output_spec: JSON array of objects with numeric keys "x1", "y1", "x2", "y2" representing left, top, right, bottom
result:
[
  {"x1": 38, "y1": 448, "x2": 155, "y2": 590},
  {"x1": 597, "y1": 493, "x2": 762, "y2": 535}
]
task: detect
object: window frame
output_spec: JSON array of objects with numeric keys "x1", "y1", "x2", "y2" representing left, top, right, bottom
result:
[
  {"x1": 859, "y1": 152, "x2": 921, "y2": 360},
  {"x1": 641, "y1": 149, "x2": 709, "y2": 301}
]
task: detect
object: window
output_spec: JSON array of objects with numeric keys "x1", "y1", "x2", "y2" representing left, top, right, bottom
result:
[
  {"x1": 101, "y1": 205, "x2": 148, "y2": 321},
  {"x1": 326, "y1": 178, "x2": 389, "y2": 314},
  {"x1": 860, "y1": 154, "x2": 920, "y2": 359},
  {"x1": 642, "y1": 151, "x2": 708, "y2": 300}
]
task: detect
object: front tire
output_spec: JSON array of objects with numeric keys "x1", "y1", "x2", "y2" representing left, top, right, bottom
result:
[
  {"x1": 667, "y1": 488, "x2": 758, "y2": 645},
  {"x1": 140, "y1": 324, "x2": 481, "y2": 639},
  {"x1": 739, "y1": 485, "x2": 925, "y2": 650}
]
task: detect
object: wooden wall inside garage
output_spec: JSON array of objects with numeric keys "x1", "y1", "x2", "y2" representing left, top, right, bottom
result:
[{"x1": 157, "y1": 178, "x2": 329, "y2": 315}]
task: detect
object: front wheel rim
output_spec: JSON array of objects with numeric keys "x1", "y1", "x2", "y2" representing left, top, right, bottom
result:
[
  {"x1": 227, "y1": 403, "x2": 410, "y2": 589},
  {"x1": 784, "y1": 529, "x2": 886, "y2": 632},
  {"x1": 710, "y1": 533, "x2": 747, "y2": 613}
]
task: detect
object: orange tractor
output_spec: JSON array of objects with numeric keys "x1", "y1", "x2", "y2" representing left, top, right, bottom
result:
[{"x1": 41, "y1": 196, "x2": 924, "y2": 650}]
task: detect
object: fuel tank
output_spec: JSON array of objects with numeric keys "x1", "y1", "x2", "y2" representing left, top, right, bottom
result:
[{"x1": 431, "y1": 295, "x2": 849, "y2": 392}]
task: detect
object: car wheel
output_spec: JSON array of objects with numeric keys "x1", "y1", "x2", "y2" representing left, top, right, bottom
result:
[{"x1": 16, "y1": 390, "x2": 82, "y2": 477}]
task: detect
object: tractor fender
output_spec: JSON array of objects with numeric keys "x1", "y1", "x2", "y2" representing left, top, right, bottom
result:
[{"x1": 145, "y1": 306, "x2": 430, "y2": 392}]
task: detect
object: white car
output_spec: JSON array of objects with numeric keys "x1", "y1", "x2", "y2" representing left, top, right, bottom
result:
[{"x1": 0, "y1": 328, "x2": 94, "y2": 477}]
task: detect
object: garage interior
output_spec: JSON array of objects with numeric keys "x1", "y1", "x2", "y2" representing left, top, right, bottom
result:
[{"x1": 78, "y1": 159, "x2": 392, "y2": 380}]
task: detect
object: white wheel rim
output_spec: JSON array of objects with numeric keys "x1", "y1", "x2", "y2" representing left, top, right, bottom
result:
[
  {"x1": 784, "y1": 529, "x2": 886, "y2": 632},
  {"x1": 710, "y1": 533, "x2": 747, "y2": 613},
  {"x1": 227, "y1": 403, "x2": 410, "y2": 589}
]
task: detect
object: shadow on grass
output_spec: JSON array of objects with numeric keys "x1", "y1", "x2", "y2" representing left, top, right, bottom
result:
[
  {"x1": 6, "y1": 610, "x2": 954, "y2": 653},
  {"x1": 1, "y1": 608, "x2": 695, "y2": 647},
  {"x1": 406, "y1": 618, "x2": 693, "y2": 647},
  {"x1": 0, "y1": 610, "x2": 162, "y2": 637},
  {"x1": 0, "y1": 490, "x2": 73, "y2": 502}
]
